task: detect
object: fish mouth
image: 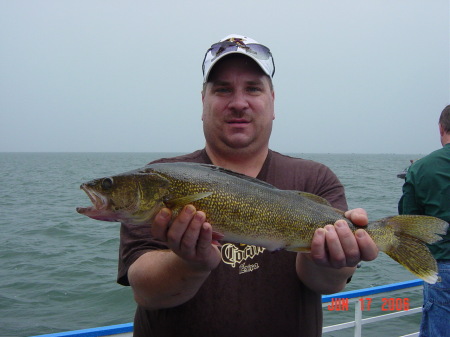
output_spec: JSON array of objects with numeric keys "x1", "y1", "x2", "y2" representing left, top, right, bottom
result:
[{"x1": 76, "y1": 184, "x2": 108, "y2": 214}]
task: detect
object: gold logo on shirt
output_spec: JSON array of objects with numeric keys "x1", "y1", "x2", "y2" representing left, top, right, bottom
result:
[{"x1": 221, "y1": 243, "x2": 265, "y2": 269}]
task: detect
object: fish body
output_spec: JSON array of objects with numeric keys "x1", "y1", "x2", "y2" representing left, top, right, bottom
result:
[{"x1": 77, "y1": 162, "x2": 448, "y2": 284}]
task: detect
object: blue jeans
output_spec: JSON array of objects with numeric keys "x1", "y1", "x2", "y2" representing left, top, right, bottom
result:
[{"x1": 420, "y1": 261, "x2": 450, "y2": 337}]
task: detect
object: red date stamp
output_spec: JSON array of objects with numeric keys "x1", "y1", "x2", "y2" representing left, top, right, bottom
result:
[
  {"x1": 380, "y1": 297, "x2": 410, "y2": 311},
  {"x1": 327, "y1": 297, "x2": 410, "y2": 311}
]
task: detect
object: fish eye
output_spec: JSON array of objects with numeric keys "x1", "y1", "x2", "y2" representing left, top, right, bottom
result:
[{"x1": 101, "y1": 177, "x2": 114, "y2": 190}]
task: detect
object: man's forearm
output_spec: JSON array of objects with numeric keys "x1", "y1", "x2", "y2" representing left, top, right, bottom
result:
[
  {"x1": 128, "y1": 250, "x2": 212, "y2": 310},
  {"x1": 296, "y1": 253, "x2": 355, "y2": 294}
]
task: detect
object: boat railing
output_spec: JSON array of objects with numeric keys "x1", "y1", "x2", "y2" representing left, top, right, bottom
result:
[
  {"x1": 30, "y1": 279, "x2": 424, "y2": 337},
  {"x1": 29, "y1": 323, "x2": 134, "y2": 337}
]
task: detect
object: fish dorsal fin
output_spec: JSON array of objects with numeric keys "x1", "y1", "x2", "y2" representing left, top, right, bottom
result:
[
  {"x1": 296, "y1": 191, "x2": 332, "y2": 206},
  {"x1": 199, "y1": 164, "x2": 278, "y2": 189},
  {"x1": 165, "y1": 192, "x2": 213, "y2": 208}
]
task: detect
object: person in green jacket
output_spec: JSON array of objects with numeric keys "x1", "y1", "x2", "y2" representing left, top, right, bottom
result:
[{"x1": 399, "y1": 104, "x2": 450, "y2": 337}]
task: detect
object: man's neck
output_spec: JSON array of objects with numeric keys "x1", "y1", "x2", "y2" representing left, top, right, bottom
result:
[
  {"x1": 205, "y1": 146, "x2": 269, "y2": 178},
  {"x1": 442, "y1": 133, "x2": 450, "y2": 146}
]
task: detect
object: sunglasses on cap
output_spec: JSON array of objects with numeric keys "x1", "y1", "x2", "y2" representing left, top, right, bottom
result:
[{"x1": 202, "y1": 39, "x2": 275, "y2": 77}]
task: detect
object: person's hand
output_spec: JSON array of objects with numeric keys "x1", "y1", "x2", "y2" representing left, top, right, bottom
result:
[
  {"x1": 309, "y1": 208, "x2": 379, "y2": 269},
  {"x1": 151, "y1": 205, "x2": 222, "y2": 271},
  {"x1": 344, "y1": 208, "x2": 368, "y2": 227}
]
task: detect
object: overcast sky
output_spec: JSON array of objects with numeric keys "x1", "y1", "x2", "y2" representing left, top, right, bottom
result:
[{"x1": 1, "y1": 1, "x2": 449, "y2": 154}]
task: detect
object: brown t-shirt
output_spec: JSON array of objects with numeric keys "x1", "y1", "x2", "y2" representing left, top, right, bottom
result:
[{"x1": 118, "y1": 149, "x2": 348, "y2": 337}]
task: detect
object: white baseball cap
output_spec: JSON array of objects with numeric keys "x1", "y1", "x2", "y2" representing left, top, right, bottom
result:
[{"x1": 202, "y1": 34, "x2": 275, "y2": 83}]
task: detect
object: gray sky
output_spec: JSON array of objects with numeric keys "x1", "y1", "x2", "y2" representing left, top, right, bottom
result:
[{"x1": 1, "y1": 0, "x2": 449, "y2": 154}]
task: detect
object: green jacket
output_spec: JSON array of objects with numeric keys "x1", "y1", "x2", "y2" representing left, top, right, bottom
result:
[{"x1": 398, "y1": 144, "x2": 450, "y2": 260}]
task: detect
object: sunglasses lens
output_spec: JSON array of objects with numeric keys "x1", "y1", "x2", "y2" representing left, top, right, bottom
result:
[
  {"x1": 209, "y1": 42, "x2": 238, "y2": 59},
  {"x1": 244, "y1": 44, "x2": 272, "y2": 60}
]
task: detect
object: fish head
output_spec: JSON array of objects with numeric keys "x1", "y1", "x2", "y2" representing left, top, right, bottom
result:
[{"x1": 77, "y1": 170, "x2": 170, "y2": 225}]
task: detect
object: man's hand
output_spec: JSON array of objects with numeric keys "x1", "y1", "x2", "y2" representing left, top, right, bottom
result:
[
  {"x1": 309, "y1": 208, "x2": 378, "y2": 269},
  {"x1": 297, "y1": 208, "x2": 379, "y2": 294},
  {"x1": 151, "y1": 205, "x2": 222, "y2": 271},
  {"x1": 343, "y1": 208, "x2": 379, "y2": 262}
]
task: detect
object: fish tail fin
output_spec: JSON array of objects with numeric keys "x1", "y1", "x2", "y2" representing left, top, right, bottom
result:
[{"x1": 368, "y1": 215, "x2": 448, "y2": 284}]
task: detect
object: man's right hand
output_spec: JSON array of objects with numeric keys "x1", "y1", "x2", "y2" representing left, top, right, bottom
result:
[{"x1": 151, "y1": 205, "x2": 222, "y2": 272}]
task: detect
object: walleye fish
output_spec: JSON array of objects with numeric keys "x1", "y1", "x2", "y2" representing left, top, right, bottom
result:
[{"x1": 77, "y1": 162, "x2": 448, "y2": 284}]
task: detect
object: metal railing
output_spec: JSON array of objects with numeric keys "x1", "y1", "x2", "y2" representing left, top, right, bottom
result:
[{"x1": 29, "y1": 323, "x2": 133, "y2": 337}]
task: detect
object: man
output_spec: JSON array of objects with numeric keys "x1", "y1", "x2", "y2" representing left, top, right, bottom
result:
[
  {"x1": 399, "y1": 105, "x2": 450, "y2": 337},
  {"x1": 118, "y1": 34, "x2": 379, "y2": 336}
]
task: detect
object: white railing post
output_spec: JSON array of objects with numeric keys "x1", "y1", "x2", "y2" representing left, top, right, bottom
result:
[{"x1": 354, "y1": 298, "x2": 362, "y2": 337}]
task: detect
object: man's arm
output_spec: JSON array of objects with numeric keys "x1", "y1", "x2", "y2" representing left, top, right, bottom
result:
[{"x1": 127, "y1": 206, "x2": 221, "y2": 310}]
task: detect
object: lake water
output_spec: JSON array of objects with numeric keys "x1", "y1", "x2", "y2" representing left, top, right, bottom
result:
[{"x1": 0, "y1": 152, "x2": 424, "y2": 336}]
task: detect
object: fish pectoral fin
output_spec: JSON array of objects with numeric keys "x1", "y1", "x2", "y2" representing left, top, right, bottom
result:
[
  {"x1": 165, "y1": 192, "x2": 213, "y2": 208},
  {"x1": 295, "y1": 191, "x2": 331, "y2": 206}
]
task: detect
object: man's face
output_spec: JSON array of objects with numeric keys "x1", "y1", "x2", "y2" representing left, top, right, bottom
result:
[{"x1": 202, "y1": 55, "x2": 275, "y2": 154}]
